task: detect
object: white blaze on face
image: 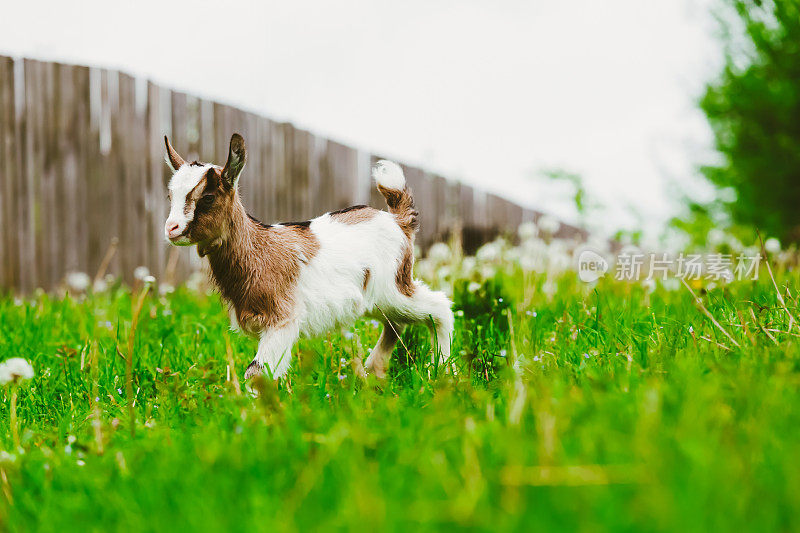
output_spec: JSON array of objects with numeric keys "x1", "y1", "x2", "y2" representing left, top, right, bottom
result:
[{"x1": 164, "y1": 163, "x2": 216, "y2": 244}]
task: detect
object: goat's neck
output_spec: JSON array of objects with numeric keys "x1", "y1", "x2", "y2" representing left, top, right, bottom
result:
[{"x1": 205, "y1": 199, "x2": 263, "y2": 293}]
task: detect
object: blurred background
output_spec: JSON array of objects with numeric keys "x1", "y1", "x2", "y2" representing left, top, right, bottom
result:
[{"x1": 1, "y1": 0, "x2": 798, "y2": 290}]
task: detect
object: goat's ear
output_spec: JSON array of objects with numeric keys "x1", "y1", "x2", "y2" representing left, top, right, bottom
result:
[
  {"x1": 164, "y1": 136, "x2": 185, "y2": 171},
  {"x1": 221, "y1": 133, "x2": 246, "y2": 190}
]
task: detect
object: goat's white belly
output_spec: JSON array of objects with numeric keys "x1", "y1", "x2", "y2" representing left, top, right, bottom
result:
[{"x1": 294, "y1": 212, "x2": 407, "y2": 337}]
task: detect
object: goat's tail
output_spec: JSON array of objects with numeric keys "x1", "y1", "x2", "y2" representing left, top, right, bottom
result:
[{"x1": 373, "y1": 160, "x2": 419, "y2": 238}]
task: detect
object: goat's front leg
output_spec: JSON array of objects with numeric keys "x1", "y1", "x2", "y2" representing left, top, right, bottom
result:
[{"x1": 244, "y1": 322, "x2": 300, "y2": 380}]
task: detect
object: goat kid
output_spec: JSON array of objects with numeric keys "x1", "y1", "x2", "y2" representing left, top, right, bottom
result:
[{"x1": 164, "y1": 133, "x2": 454, "y2": 380}]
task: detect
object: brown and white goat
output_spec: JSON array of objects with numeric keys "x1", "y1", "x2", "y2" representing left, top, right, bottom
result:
[{"x1": 164, "y1": 133, "x2": 454, "y2": 379}]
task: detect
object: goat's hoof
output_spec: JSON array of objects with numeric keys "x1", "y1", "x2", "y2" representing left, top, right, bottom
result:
[{"x1": 244, "y1": 360, "x2": 264, "y2": 380}]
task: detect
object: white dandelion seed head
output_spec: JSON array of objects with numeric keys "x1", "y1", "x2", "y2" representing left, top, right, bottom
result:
[
  {"x1": 642, "y1": 279, "x2": 656, "y2": 294},
  {"x1": 537, "y1": 215, "x2": 561, "y2": 235},
  {"x1": 660, "y1": 278, "x2": 680, "y2": 292},
  {"x1": 518, "y1": 221, "x2": 538, "y2": 241},
  {"x1": 133, "y1": 266, "x2": 150, "y2": 281},
  {"x1": 476, "y1": 241, "x2": 501, "y2": 263},
  {"x1": 479, "y1": 265, "x2": 496, "y2": 280},
  {"x1": 92, "y1": 279, "x2": 108, "y2": 293},
  {"x1": 427, "y1": 242, "x2": 451, "y2": 263},
  {"x1": 0, "y1": 358, "x2": 34, "y2": 385},
  {"x1": 143, "y1": 275, "x2": 156, "y2": 285},
  {"x1": 159, "y1": 283, "x2": 175, "y2": 295},
  {"x1": 460, "y1": 257, "x2": 476, "y2": 273},
  {"x1": 765, "y1": 238, "x2": 781, "y2": 254},
  {"x1": 65, "y1": 272, "x2": 91, "y2": 292},
  {"x1": 707, "y1": 228, "x2": 725, "y2": 246}
]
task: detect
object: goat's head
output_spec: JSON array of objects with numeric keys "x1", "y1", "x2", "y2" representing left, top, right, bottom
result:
[{"x1": 164, "y1": 133, "x2": 246, "y2": 250}]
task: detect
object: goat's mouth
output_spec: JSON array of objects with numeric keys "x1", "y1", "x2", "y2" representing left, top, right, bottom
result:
[{"x1": 167, "y1": 234, "x2": 193, "y2": 246}]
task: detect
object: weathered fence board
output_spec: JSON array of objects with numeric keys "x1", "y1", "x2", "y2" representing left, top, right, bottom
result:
[{"x1": 0, "y1": 56, "x2": 583, "y2": 292}]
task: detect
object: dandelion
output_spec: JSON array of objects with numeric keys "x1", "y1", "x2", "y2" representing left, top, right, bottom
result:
[
  {"x1": 65, "y1": 271, "x2": 91, "y2": 293},
  {"x1": 537, "y1": 215, "x2": 560, "y2": 235},
  {"x1": 499, "y1": 349, "x2": 507, "y2": 357},
  {"x1": 468, "y1": 281, "x2": 481, "y2": 293},
  {"x1": 76, "y1": 460, "x2": 86, "y2": 466},
  {"x1": 765, "y1": 238, "x2": 781, "y2": 254},
  {"x1": 159, "y1": 283, "x2": 175, "y2": 295},
  {"x1": 0, "y1": 358, "x2": 34, "y2": 386},
  {"x1": 340, "y1": 357, "x2": 347, "y2": 365},
  {"x1": 343, "y1": 331, "x2": 354, "y2": 340},
  {"x1": 427, "y1": 242, "x2": 451, "y2": 263},
  {"x1": 642, "y1": 279, "x2": 656, "y2": 294},
  {"x1": 476, "y1": 241, "x2": 501, "y2": 262},
  {"x1": 338, "y1": 374, "x2": 347, "y2": 381},
  {"x1": 518, "y1": 221, "x2": 538, "y2": 240},
  {"x1": 133, "y1": 266, "x2": 150, "y2": 281},
  {"x1": 92, "y1": 278, "x2": 108, "y2": 293},
  {"x1": 661, "y1": 278, "x2": 680, "y2": 292},
  {"x1": 461, "y1": 257, "x2": 476, "y2": 273},
  {"x1": 143, "y1": 275, "x2": 156, "y2": 285},
  {"x1": 707, "y1": 228, "x2": 725, "y2": 246}
]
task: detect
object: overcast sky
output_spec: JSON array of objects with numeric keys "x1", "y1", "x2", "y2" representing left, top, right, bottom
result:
[{"x1": 0, "y1": 0, "x2": 724, "y2": 240}]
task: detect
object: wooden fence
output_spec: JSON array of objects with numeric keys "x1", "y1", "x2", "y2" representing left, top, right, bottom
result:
[{"x1": 0, "y1": 56, "x2": 586, "y2": 293}]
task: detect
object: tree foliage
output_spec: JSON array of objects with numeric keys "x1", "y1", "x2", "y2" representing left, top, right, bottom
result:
[{"x1": 701, "y1": 0, "x2": 800, "y2": 241}]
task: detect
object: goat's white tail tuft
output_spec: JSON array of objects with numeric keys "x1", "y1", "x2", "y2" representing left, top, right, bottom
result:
[
  {"x1": 373, "y1": 160, "x2": 418, "y2": 238},
  {"x1": 372, "y1": 160, "x2": 406, "y2": 191}
]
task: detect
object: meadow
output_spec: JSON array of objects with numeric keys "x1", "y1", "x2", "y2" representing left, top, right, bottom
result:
[{"x1": 1, "y1": 233, "x2": 800, "y2": 532}]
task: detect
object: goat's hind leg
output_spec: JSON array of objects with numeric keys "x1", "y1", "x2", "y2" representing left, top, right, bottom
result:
[
  {"x1": 364, "y1": 321, "x2": 404, "y2": 378},
  {"x1": 245, "y1": 322, "x2": 300, "y2": 380},
  {"x1": 403, "y1": 285, "x2": 455, "y2": 370}
]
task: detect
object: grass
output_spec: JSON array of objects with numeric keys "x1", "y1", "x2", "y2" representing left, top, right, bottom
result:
[{"x1": 1, "y1": 262, "x2": 800, "y2": 531}]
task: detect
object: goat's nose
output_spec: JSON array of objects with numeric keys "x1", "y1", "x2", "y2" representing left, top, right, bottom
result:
[{"x1": 166, "y1": 222, "x2": 180, "y2": 237}]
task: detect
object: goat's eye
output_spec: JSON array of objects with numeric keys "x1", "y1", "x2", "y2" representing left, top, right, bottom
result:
[{"x1": 198, "y1": 194, "x2": 215, "y2": 209}]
